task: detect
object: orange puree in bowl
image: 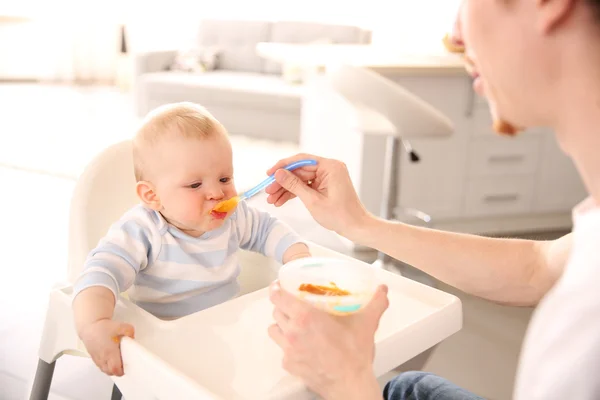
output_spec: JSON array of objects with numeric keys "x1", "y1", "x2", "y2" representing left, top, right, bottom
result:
[{"x1": 298, "y1": 282, "x2": 350, "y2": 296}]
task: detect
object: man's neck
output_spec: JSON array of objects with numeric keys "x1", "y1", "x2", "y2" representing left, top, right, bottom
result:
[
  {"x1": 540, "y1": 20, "x2": 600, "y2": 203},
  {"x1": 554, "y1": 87, "x2": 600, "y2": 203}
]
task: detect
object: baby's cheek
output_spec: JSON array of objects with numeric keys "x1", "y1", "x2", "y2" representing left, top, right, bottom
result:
[{"x1": 226, "y1": 185, "x2": 237, "y2": 197}]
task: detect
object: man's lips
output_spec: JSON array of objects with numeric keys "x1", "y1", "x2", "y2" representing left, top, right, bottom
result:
[
  {"x1": 472, "y1": 74, "x2": 484, "y2": 95},
  {"x1": 464, "y1": 55, "x2": 484, "y2": 95}
]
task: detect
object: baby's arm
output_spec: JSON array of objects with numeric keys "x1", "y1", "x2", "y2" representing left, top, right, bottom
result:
[
  {"x1": 235, "y1": 201, "x2": 311, "y2": 264},
  {"x1": 282, "y1": 242, "x2": 311, "y2": 264},
  {"x1": 72, "y1": 210, "x2": 158, "y2": 376},
  {"x1": 73, "y1": 287, "x2": 134, "y2": 376},
  {"x1": 73, "y1": 286, "x2": 121, "y2": 339}
]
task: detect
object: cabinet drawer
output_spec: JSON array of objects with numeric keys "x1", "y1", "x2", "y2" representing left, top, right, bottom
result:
[
  {"x1": 468, "y1": 136, "x2": 541, "y2": 177},
  {"x1": 464, "y1": 176, "x2": 535, "y2": 217}
]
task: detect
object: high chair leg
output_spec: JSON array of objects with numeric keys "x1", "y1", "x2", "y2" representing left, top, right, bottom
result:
[
  {"x1": 29, "y1": 359, "x2": 56, "y2": 400},
  {"x1": 111, "y1": 383, "x2": 123, "y2": 400}
]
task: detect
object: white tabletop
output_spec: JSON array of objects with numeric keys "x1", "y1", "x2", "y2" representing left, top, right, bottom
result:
[
  {"x1": 256, "y1": 43, "x2": 467, "y2": 76},
  {"x1": 117, "y1": 266, "x2": 462, "y2": 399}
]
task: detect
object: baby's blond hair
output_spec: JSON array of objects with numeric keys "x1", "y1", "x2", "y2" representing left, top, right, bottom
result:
[{"x1": 132, "y1": 102, "x2": 225, "y2": 181}]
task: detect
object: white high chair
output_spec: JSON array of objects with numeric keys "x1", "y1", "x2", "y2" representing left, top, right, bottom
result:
[
  {"x1": 30, "y1": 139, "x2": 462, "y2": 400},
  {"x1": 27, "y1": 139, "x2": 297, "y2": 399}
]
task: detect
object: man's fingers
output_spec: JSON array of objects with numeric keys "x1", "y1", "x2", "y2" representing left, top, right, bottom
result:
[
  {"x1": 267, "y1": 186, "x2": 296, "y2": 203},
  {"x1": 266, "y1": 153, "x2": 322, "y2": 176},
  {"x1": 273, "y1": 169, "x2": 316, "y2": 204},
  {"x1": 273, "y1": 308, "x2": 291, "y2": 333},
  {"x1": 269, "y1": 281, "x2": 312, "y2": 320},
  {"x1": 268, "y1": 323, "x2": 290, "y2": 351},
  {"x1": 362, "y1": 285, "x2": 390, "y2": 328},
  {"x1": 274, "y1": 192, "x2": 296, "y2": 207},
  {"x1": 265, "y1": 181, "x2": 283, "y2": 194},
  {"x1": 267, "y1": 188, "x2": 294, "y2": 206},
  {"x1": 266, "y1": 170, "x2": 316, "y2": 195}
]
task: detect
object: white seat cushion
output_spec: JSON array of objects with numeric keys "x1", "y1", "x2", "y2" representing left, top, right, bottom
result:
[{"x1": 140, "y1": 71, "x2": 304, "y2": 111}]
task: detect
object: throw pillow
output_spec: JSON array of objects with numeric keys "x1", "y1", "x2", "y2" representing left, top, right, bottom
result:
[
  {"x1": 167, "y1": 46, "x2": 220, "y2": 73},
  {"x1": 281, "y1": 38, "x2": 333, "y2": 84}
]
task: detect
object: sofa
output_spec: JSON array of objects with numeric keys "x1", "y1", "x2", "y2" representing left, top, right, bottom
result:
[{"x1": 132, "y1": 19, "x2": 371, "y2": 143}]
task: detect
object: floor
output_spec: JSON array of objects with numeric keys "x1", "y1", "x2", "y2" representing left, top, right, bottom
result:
[{"x1": 0, "y1": 83, "x2": 563, "y2": 400}]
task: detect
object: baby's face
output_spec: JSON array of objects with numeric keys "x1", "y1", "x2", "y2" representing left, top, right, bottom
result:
[{"x1": 150, "y1": 133, "x2": 237, "y2": 236}]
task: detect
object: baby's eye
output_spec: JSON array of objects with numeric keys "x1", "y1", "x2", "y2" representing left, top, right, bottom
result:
[
  {"x1": 220, "y1": 177, "x2": 231, "y2": 183},
  {"x1": 189, "y1": 182, "x2": 202, "y2": 189}
]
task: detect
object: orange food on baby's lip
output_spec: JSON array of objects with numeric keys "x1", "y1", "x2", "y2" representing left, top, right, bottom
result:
[
  {"x1": 212, "y1": 197, "x2": 239, "y2": 213},
  {"x1": 112, "y1": 336, "x2": 121, "y2": 343},
  {"x1": 298, "y1": 282, "x2": 351, "y2": 296}
]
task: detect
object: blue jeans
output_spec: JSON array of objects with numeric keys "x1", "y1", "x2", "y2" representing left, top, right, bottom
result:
[{"x1": 383, "y1": 372, "x2": 485, "y2": 400}]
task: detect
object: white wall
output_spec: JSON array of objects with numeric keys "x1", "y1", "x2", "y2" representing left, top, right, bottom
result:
[
  {"x1": 124, "y1": 0, "x2": 462, "y2": 52},
  {"x1": 0, "y1": 0, "x2": 463, "y2": 79},
  {"x1": 370, "y1": 0, "x2": 462, "y2": 53}
]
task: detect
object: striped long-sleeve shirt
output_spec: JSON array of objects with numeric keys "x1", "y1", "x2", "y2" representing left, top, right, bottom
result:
[{"x1": 72, "y1": 201, "x2": 303, "y2": 319}]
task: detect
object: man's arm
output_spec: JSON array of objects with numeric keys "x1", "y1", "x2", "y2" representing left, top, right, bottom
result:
[{"x1": 355, "y1": 217, "x2": 571, "y2": 306}]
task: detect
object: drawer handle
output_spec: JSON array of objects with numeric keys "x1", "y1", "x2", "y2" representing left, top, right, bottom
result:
[
  {"x1": 484, "y1": 194, "x2": 519, "y2": 203},
  {"x1": 465, "y1": 77, "x2": 475, "y2": 117},
  {"x1": 488, "y1": 155, "x2": 525, "y2": 163}
]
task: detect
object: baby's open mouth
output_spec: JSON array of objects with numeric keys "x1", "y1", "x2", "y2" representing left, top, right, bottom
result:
[{"x1": 210, "y1": 210, "x2": 228, "y2": 220}]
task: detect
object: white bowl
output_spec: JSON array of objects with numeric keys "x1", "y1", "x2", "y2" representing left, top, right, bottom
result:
[{"x1": 278, "y1": 257, "x2": 378, "y2": 315}]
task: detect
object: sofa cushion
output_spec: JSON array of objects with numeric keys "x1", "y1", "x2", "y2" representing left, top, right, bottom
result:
[
  {"x1": 264, "y1": 21, "x2": 372, "y2": 74},
  {"x1": 197, "y1": 19, "x2": 271, "y2": 73},
  {"x1": 167, "y1": 46, "x2": 221, "y2": 73},
  {"x1": 139, "y1": 70, "x2": 303, "y2": 111}
]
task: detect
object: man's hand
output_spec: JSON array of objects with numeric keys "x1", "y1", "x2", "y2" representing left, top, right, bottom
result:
[{"x1": 268, "y1": 281, "x2": 388, "y2": 399}]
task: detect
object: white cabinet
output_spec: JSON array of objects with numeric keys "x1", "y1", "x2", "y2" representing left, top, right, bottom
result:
[
  {"x1": 534, "y1": 135, "x2": 587, "y2": 212},
  {"x1": 467, "y1": 136, "x2": 541, "y2": 177},
  {"x1": 392, "y1": 76, "x2": 469, "y2": 220},
  {"x1": 464, "y1": 175, "x2": 536, "y2": 217},
  {"x1": 391, "y1": 74, "x2": 587, "y2": 233}
]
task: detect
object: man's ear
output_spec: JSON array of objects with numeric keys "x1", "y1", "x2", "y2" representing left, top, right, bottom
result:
[
  {"x1": 536, "y1": 0, "x2": 576, "y2": 33},
  {"x1": 136, "y1": 181, "x2": 161, "y2": 210}
]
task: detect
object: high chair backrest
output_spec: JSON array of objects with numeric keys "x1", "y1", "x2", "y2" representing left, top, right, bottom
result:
[
  {"x1": 326, "y1": 64, "x2": 454, "y2": 138},
  {"x1": 67, "y1": 140, "x2": 139, "y2": 283}
]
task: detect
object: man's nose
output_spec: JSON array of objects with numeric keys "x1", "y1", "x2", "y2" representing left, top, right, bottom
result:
[{"x1": 450, "y1": 2, "x2": 465, "y2": 49}]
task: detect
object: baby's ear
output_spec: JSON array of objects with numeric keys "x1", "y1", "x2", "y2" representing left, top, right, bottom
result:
[{"x1": 136, "y1": 181, "x2": 161, "y2": 210}]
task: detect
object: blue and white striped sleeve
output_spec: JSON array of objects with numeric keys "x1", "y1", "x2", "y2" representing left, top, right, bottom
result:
[
  {"x1": 72, "y1": 207, "x2": 161, "y2": 302},
  {"x1": 234, "y1": 201, "x2": 304, "y2": 264}
]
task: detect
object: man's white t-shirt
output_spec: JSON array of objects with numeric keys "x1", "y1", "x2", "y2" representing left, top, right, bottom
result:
[{"x1": 514, "y1": 197, "x2": 600, "y2": 399}]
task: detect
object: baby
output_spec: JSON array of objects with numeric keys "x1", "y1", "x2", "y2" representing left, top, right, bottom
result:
[{"x1": 72, "y1": 102, "x2": 311, "y2": 376}]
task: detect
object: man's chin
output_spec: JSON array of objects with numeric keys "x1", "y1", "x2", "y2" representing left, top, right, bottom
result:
[{"x1": 488, "y1": 101, "x2": 523, "y2": 136}]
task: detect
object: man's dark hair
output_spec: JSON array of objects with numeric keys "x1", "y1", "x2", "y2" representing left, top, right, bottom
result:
[{"x1": 591, "y1": 0, "x2": 600, "y2": 19}]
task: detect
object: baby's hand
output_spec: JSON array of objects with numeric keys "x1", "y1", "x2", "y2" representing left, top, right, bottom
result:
[{"x1": 79, "y1": 319, "x2": 135, "y2": 376}]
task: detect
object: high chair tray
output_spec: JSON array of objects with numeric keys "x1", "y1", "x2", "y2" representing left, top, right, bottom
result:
[{"x1": 114, "y1": 264, "x2": 462, "y2": 400}]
